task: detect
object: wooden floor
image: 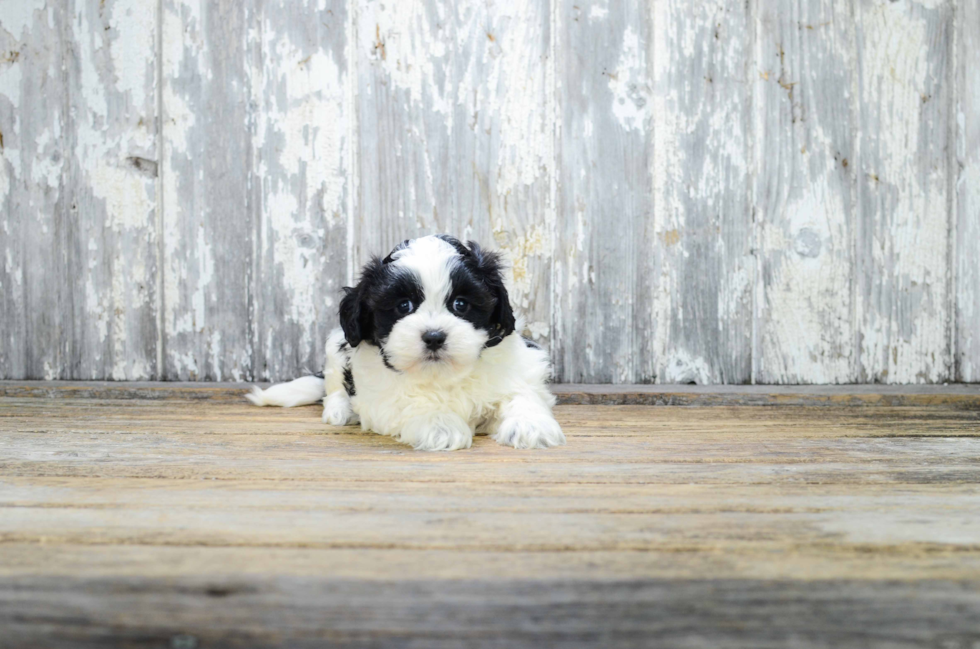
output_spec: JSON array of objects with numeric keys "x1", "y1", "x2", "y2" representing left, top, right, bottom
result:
[{"x1": 2, "y1": 385, "x2": 980, "y2": 648}]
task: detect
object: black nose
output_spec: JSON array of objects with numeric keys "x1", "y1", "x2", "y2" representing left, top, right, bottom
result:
[{"x1": 421, "y1": 330, "x2": 447, "y2": 351}]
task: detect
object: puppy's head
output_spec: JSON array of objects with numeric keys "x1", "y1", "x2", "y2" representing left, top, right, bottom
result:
[{"x1": 339, "y1": 235, "x2": 515, "y2": 373}]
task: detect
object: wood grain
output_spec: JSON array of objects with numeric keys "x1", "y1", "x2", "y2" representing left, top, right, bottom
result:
[
  {"x1": 854, "y1": 0, "x2": 953, "y2": 383},
  {"x1": 555, "y1": 0, "x2": 655, "y2": 383},
  {"x1": 4, "y1": 379, "x2": 980, "y2": 407},
  {"x1": 161, "y1": 0, "x2": 254, "y2": 381},
  {"x1": 249, "y1": 0, "x2": 350, "y2": 380},
  {"x1": 753, "y1": 0, "x2": 856, "y2": 384},
  {"x1": 65, "y1": 0, "x2": 160, "y2": 381},
  {"x1": 353, "y1": 0, "x2": 454, "y2": 258},
  {"x1": 353, "y1": 0, "x2": 554, "y2": 345},
  {"x1": 1, "y1": 395, "x2": 980, "y2": 647},
  {"x1": 957, "y1": 0, "x2": 979, "y2": 382},
  {"x1": 451, "y1": 0, "x2": 554, "y2": 346},
  {"x1": 0, "y1": 1, "x2": 69, "y2": 380},
  {"x1": 3, "y1": 575, "x2": 979, "y2": 649},
  {"x1": 2, "y1": 1, "x2": 979, "y2": 384},
  {"x1": 652, "y1": 0, "x2": 753, "y2": 384}
]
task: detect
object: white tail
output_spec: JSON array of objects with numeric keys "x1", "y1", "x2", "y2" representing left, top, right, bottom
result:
[{"x1": 245, "y1": 375, "x2": 325, "y2": 408}]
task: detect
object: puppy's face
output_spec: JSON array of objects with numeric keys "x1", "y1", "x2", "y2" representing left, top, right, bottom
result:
[{"x1": 340, "y1": 235, "x2": 515, "y2": 374}]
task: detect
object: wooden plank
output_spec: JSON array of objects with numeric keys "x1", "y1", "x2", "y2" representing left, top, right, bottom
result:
[
  {"x1": 450, "y1": 0, "x2": 554, "y2": 345},
  {"x1": 8, "y1": 497, "x2": 979, "y2": 551},
  {"x1": 555, "y1": 0, "x2": 655, "y2": 383},
  {"x1": 2, "y1": 401, "x2": 978, "y2": 487},
  {"x1": 651, "y1": 0, "x2": 753, "y2": 384},
  {"x1": 5, "y1": 541, "x2": 980, "y2": 582},
  {"x1": 353, "y1": 0, "x2": 454, "y2": 258},
  {"x1": 0, "y1": 1, "x2": 69, "y2": 380},
  {"x1": 552, "y1": 382, "x2": 980, "y2": 407},
  {"x1": 2, "y1": 397, "x2": 980, "y2": 645},
  {"x1": 6, "y1": 438, "x2": 980, "y2": 485},
  {"x1": 161, "y1": 0, "x2": 253, "y2": 381},
  {"x1": 957, "y1": 0, "x2": 980, "y2": 381},
  {"x1": 753, "y1": 0, "x2": 857, "y2": 383},
  {"x1": 854, "y1": 0, "x2": 953, "y2": 383},
  {"x1": 0, "y1": 399, "x2": 978, "y2": 551},
  {"x1": 2, "y1": 399, "x2": 979, "y2": 437},
  {"x1": 354, "y1": 0, "x2": 554, "y2": 345},
  {"x1": 64, "y1": 0, "x2": 159, "y2": 380},
  {"x1": 3, "y1": 575, "x2": 978, "y2": 649},
  {"x1": 3, "y1": 380, "x2": 980, "y2": 407},
  {"x1": 7, "y1": 477, "x2": 980, "y2": 517},
  {"x1": 3, "y1": 475, "x2": 980, "y2": 551},
  {"x1": 249, "y1": 0, "x2": 350, "y2": 381}
]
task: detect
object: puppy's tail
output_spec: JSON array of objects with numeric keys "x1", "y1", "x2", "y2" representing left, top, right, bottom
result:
[{"x1": 245, "y1": 374, "x2": 325, "y2": 408}]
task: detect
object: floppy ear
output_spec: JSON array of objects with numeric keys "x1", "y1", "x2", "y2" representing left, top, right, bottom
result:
[
  {"x1": 339, "y1": 258, "x2": 383, "y2": 347},
  {"x1": 338, "y1": 287, "x2": 364, "y2": 347},
  {"x1": 467, "y1": 241, "x2": 516, "y2": 347}
]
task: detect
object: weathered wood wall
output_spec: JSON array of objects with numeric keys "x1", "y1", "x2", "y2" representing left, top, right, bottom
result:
[{"x1": 0, "y1": 0, "x2": 977, "y2": 384}]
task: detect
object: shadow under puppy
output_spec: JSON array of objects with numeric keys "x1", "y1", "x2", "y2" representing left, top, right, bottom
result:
[{"x1": 248, "y1": 235, "x2": 565, "y2": 451}]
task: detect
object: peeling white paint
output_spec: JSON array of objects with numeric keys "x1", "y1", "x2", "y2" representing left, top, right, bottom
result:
[
  {"x1": 3, "y1": 0, "x2": 976, "y2": 385},
  {"x1": 362, "y1": 0, "x2": 452, "y2": 116},
  {"x1": 660, "y1": 349, "x2": 712, "y2": 384},
  {"x1": 0, "y1": 156, "x2": 10, "y2": 207},
  {"x1": 609, "y1": 25, "x2": 650, "y2": 132},
  {"x1": 30, "y1": 128, "x2": 62, "y2": 188},
  {"x1": 90, "y1": 160, "x2": 155, "y2": 232},
  {"x1": 106, "y1": 0, "x2": 156, "y2": 113},
  {"x1": 752, "y1": 1, "x2": 857, "y2": 384},
  {"x1": 0, "y1": 0, "x2": 47, "y2": 39},
  {"x1": 0, "y1": 48, "x2": 23, "y2": 108},
  {"x1": 857, "y1": 0, "x2": 950, "y2": 383},
  {"x1": 459, "y1": 0, "x2": 551, "y2": 194},
  {"x1": 74, "y1": 6, "x2": 108, "y2": 119},
  {"x1": 496, "y1": 223, "x2": 548, "y2": 310},
  {"x1": 651, "y1": 0, "x2": 751, "y2": 384}
]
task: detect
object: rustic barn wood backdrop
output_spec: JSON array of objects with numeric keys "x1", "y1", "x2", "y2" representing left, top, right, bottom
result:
[{"x1": 0, "y1": 0, "x2": 977, "y2": 384}]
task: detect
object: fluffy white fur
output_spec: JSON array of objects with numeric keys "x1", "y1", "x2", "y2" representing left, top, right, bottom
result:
[
  {"x1": 342, "y1": 323, "x2": 561, "y2": 450},
  {"x1": 248, "y1": 235, "x2": 564, "y2": 452},
  {"x1": 245, "y1": 375, "x2": 325, "y2": 408}
]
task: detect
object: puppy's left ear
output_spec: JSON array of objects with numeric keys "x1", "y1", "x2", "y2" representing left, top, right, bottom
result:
[
  {"x1": 467, "y1": 241, "x2": 515, "y2": 347},
  {"x1": 339, "y1": 257, "x2": 383, "y2": 347}
]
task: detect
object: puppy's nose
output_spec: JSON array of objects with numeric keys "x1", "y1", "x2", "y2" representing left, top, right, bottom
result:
[{"x1": 421, "y1": 330, "x2": 447, "y2": 351}]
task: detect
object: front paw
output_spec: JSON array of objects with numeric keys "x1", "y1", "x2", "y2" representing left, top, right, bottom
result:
[
  {"x1": 494, "y1": 415, "x2": 565, "y2": 449},
  {"x1": 397, "y1": 413, "x2": 473, "y2": 451},
  {"x1": 322, "y1": 392, "x2": 358, "y2": 426}
]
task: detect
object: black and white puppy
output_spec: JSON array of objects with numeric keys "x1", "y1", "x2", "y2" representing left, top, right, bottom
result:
[{"x1": 247, "y1": 235, "x2": 565, "y2": 451}]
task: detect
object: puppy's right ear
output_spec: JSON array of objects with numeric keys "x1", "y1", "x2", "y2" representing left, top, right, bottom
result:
[
  {"x1": 339, "y1": 287, "x2": 364, "y2": 347},
  {"x1": 339, "y1": 257, "x2": 383, "y2": 347}
]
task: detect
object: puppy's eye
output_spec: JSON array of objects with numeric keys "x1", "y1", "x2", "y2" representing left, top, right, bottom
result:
[
  {"x1": 396, "y1": 299, "x2": 414, "y2": 315},
  {"x1": 452, "y1": 297, "x2": 469, "y2": 314}
]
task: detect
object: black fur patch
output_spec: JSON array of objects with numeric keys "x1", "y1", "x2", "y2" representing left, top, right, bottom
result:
[
  {"x1": 380, "y1": 348, "x2": 399, "y2": 372},
  {"x1": 339, "y1": 257, "x2": 424, "y2": 348},
  {"x1": 522, "y1": 338, "x2": 541, "y2": 350},
  {"x1": 451, "y1": 241, "x2": 515, "y2": 347},
  {"x1": 434, "y1": 234, "x2": 472, "y2": 258},
  {"x1": 382, "y1": 239, "x2": 412, "y2": 264},
  {"x1": 343, "y1": 366, "x2": 355, "y2": 396}
]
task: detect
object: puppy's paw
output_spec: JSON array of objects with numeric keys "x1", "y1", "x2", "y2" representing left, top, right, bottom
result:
[
  {"x1": 322, "y1": 392, "x2": 358, "y2": 426},
  {"x1": 398, "y1": 413, "x2": 473, "y2": 452},
  {"x1": 494, "y1": 414, "x2": 565, "y2": 449}
]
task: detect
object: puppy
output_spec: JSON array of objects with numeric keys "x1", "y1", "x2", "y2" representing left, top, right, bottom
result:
[{"x1": 247, "y1": 235, "x2": 565, "y2": 451}]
